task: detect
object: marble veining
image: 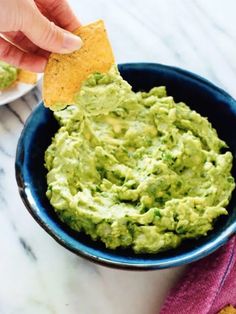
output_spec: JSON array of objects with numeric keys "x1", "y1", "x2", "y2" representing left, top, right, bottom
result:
[{"x1": 0, "y1": 0, "x2": 235, "y2": 313}]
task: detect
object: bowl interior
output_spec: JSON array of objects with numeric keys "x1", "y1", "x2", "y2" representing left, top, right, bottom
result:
[{"x1": 16, "y1": 63, "x2": 236, "y2": 269}]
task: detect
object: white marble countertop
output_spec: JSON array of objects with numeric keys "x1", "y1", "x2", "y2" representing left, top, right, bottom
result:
[{"x1": 0, "y1": 0, "x2": 236, "y2": 313}]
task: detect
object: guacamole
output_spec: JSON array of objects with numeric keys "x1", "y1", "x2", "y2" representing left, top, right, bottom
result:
[
  {"x1": 45, "y1": 66, "x2": 235, "y2": 253},
  {"x1": 0, "y1": 61, "x2": 18, "y2": 90}
]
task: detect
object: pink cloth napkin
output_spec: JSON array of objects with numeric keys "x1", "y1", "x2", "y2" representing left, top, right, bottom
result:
[{"x1": 160, "y1": 235, "x2": 236, "y2": 314}]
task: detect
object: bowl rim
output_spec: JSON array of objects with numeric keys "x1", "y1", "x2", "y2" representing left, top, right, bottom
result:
[{"x1": 15, "y1": 62, "x2": 236, "y2": 270}]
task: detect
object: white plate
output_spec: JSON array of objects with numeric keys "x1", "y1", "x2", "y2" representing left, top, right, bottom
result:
[{"x1": 0, "y1": 74, "x2": 43, "y2": 106}]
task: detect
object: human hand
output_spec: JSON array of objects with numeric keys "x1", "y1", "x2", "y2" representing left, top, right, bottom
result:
[{"x1": 0, "y1": 0, "x2": 82, "y2": 72}]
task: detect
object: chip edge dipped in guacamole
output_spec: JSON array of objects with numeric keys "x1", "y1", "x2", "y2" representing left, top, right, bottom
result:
[
  {"x1": 0, "y1": 61, "x2": 18, "y2": 90},
  {"x1": 0, "y1": 60, "x2": 38, "y2": 91}
]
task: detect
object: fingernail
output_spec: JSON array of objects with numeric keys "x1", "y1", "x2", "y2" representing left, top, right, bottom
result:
[{"x1": 61, "y1": 32, "x2": 83, "y2": 53}]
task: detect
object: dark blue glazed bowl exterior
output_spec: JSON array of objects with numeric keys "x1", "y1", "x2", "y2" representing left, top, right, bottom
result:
[{"x1": 15, "y1": 63, "x2": 236, "y2": 270}]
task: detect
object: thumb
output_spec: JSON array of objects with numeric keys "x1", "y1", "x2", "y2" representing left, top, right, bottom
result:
[{"x1": 21, "y1": 8, "x2": 82, "y2": 54}]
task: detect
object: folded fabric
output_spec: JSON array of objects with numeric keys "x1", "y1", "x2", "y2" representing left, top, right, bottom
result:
[{"x1": 160, "y1": 235, "x2": 236, "y2": 314}]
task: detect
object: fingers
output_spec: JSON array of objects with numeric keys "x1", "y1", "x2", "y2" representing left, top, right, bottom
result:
[
  {"x1": 21, "y1": 5, "x2": 82, "y2": 54},
  {"x1": 36, "y1": 0, "x2": 81, "y2": 32},
  {"x1": 0, "y1": 0, "x2": 82, "y2": 72},
  {"x1": 0, "y1": 36, "x2": 47, "y2": 72},
  {"x1": 2, "y1": 31, "x2": 49, "y2": 57}
]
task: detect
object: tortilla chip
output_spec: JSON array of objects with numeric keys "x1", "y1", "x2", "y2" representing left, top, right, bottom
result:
[
  {"x1": 218, "y1": 305, "x2": 236, "y2": 314},
  {"x1": 43, "y1": 20, "x2": 115, "y2": 111},
  {"x1": 18, "y1": 70, "x2": 37, "y2": 84}
]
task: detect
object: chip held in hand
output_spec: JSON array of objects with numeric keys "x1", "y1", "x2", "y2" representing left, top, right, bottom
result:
[{"x1": 43, "y1": 20, "x2": 115, "y2": 111}]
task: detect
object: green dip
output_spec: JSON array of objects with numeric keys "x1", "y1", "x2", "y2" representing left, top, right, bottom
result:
[
  {"x1": 45, "y1": 66, "x2": 235, "y2": 253},
  {"x1": 0, "y1": 61, "x2": 18, "y2": 90}
]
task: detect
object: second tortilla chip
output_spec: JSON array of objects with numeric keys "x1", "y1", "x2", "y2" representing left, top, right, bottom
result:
[
  {"x1": 43, "y1": 19, "x2": 115, "y2": 111},
  {"x1": 18, "y1": 70, "x2": 37, "y2": 84}
]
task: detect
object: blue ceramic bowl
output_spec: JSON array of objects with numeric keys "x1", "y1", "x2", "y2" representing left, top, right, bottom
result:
[{"x1": 15, "y1": 63, "x2": 236, "y2": 270}]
